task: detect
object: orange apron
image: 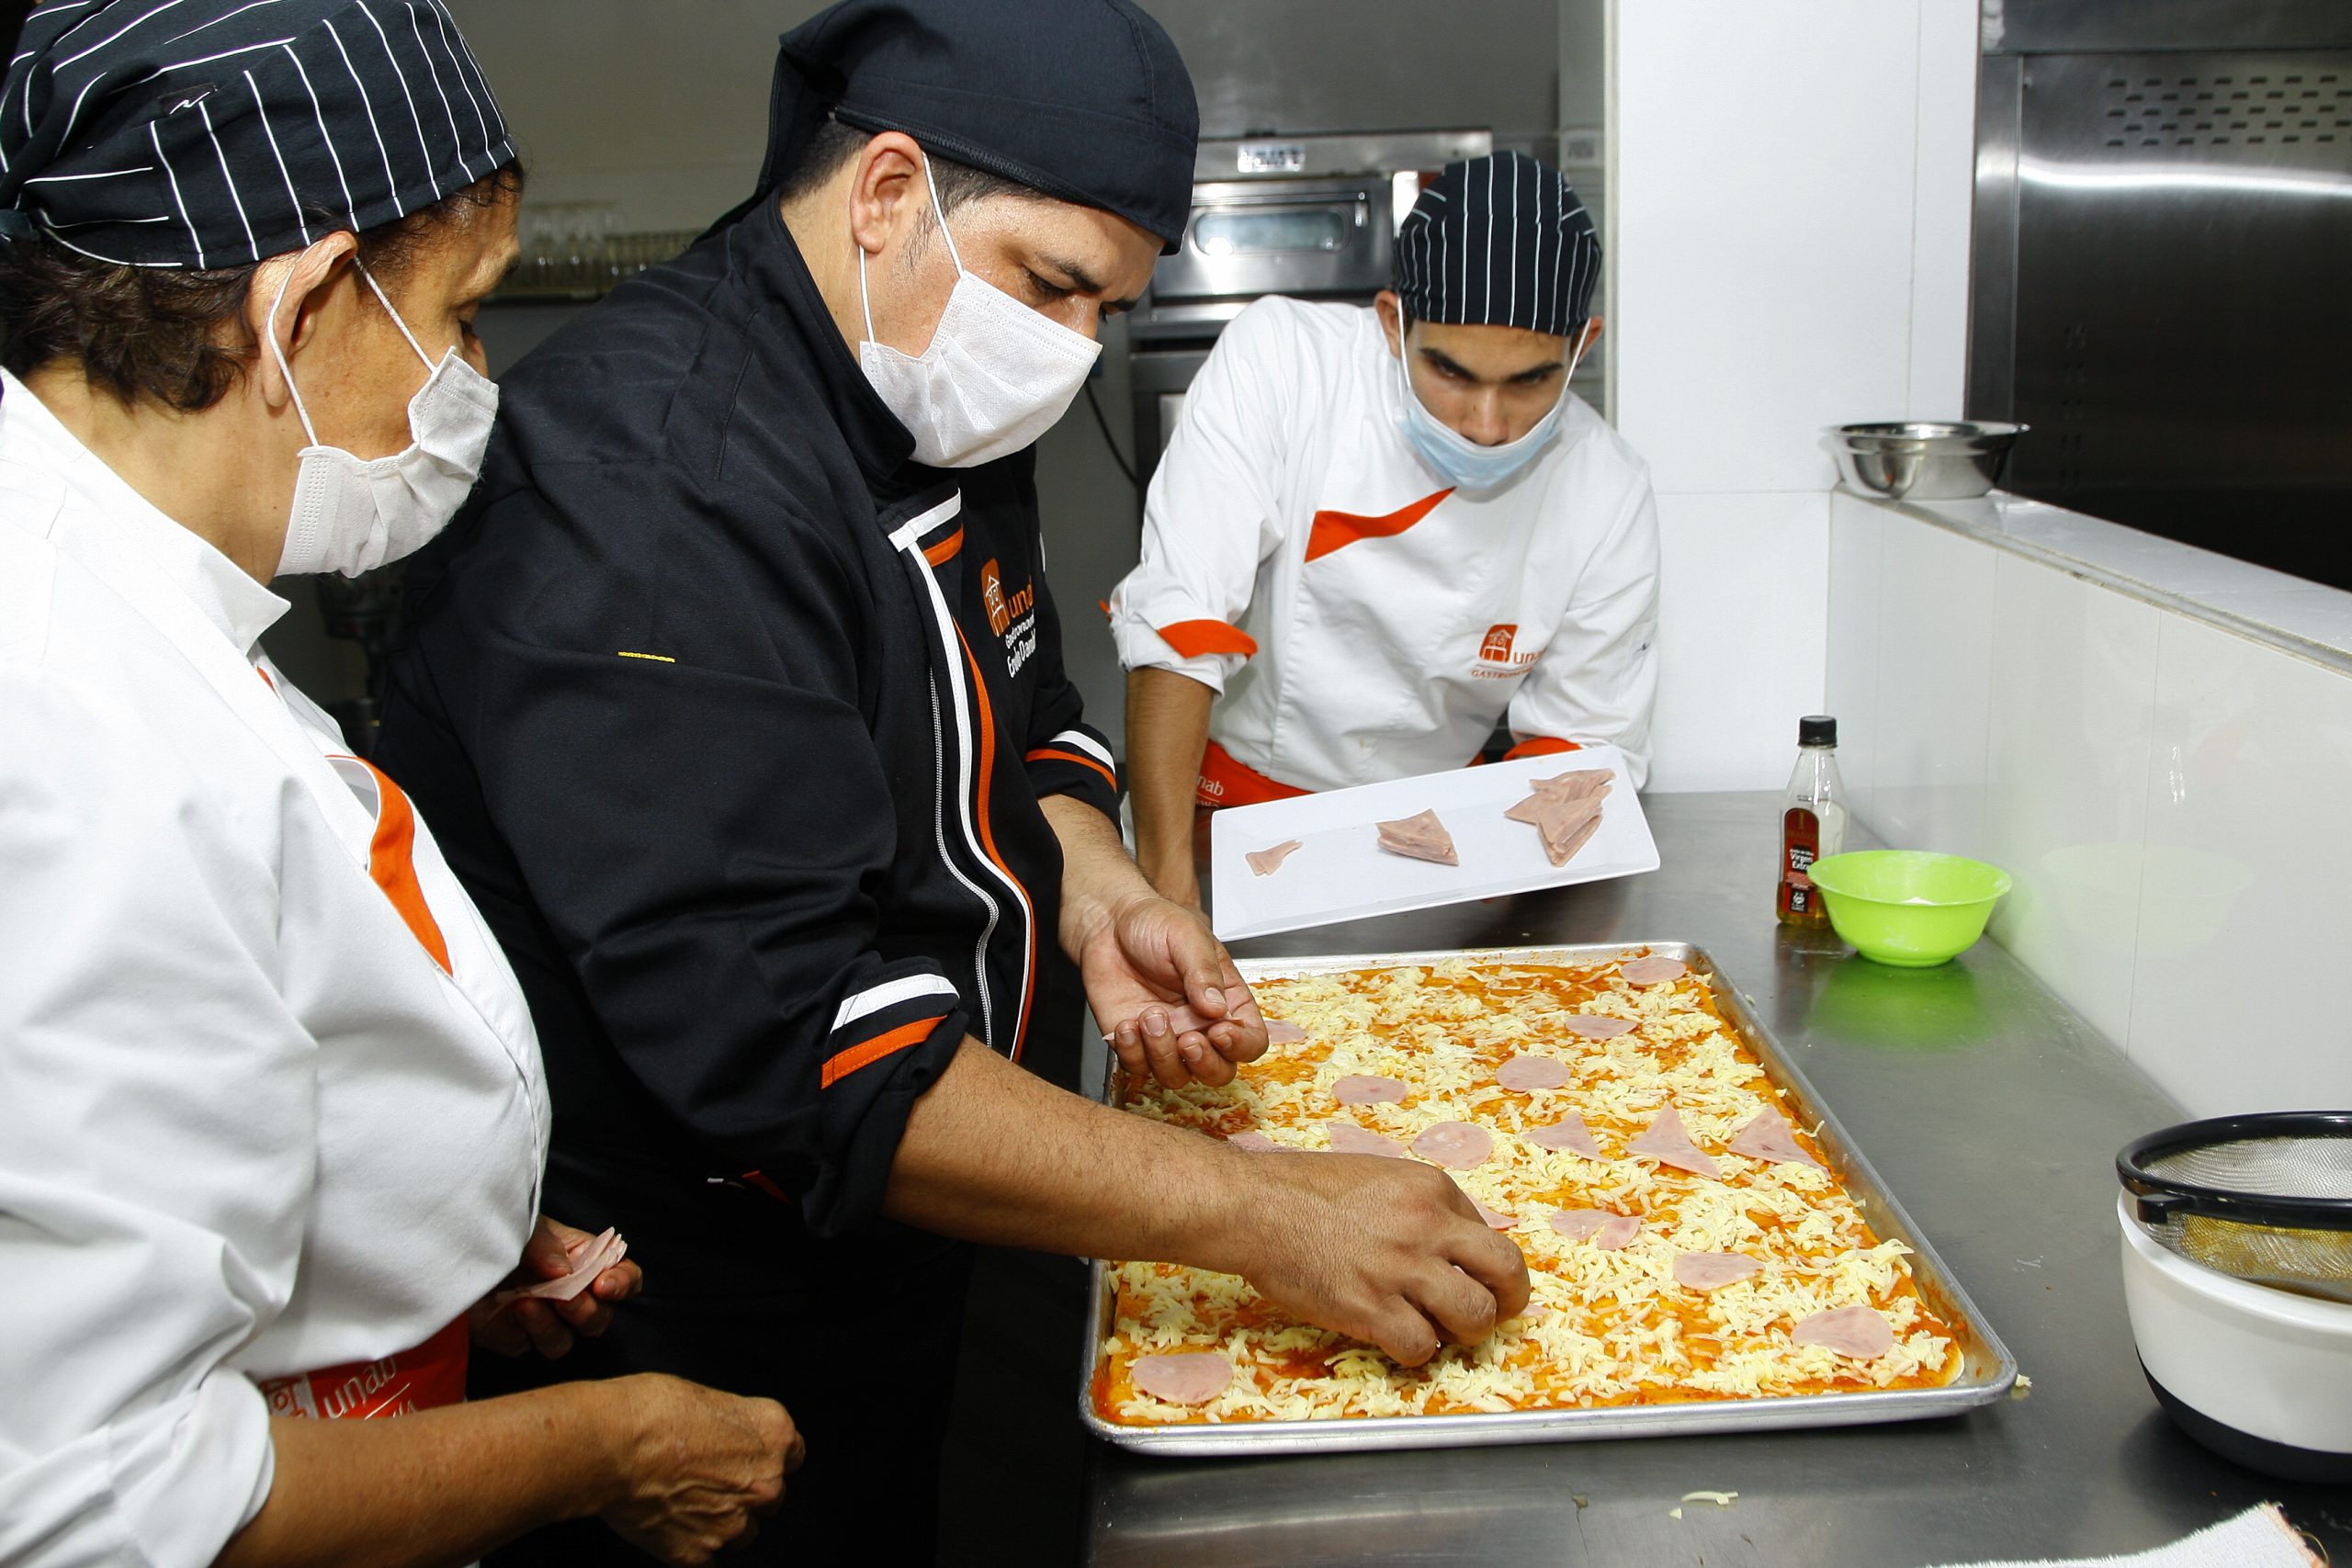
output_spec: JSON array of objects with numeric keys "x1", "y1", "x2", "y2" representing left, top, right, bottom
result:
[{"x1": 1194, "y1": 739, "x2": 1311, "y2": 808}]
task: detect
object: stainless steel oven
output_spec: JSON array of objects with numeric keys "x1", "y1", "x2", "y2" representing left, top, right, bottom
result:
[
  {"x1": 1127, "y1": 130, "x2": 1491, "y2": 496},
  {"x1": 1144, "y1": 177, "x2": 1391, "y2": 335}
]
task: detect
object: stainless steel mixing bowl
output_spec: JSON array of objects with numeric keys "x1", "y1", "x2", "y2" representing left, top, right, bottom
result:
[{"x1": 1825, "y1": 421, "x2": 2027, "y2": 501}]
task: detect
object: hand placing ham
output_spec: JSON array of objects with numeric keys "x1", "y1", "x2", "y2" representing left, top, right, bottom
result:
[
  {"x1": 1219, "y1": 1148, "x2": 1532, "y2": 1367},
  {"x1": 470, "y1": 1214, "x2": 644, "y2": 1359}
]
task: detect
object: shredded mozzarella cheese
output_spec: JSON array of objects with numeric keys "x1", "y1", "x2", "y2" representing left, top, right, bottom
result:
[{"x1": 1098, "y1": 957, "x2": 1962, "y2": 1426}]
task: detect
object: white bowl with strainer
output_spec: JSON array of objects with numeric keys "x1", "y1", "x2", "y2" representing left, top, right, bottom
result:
[{"x1": 2116, "y1": 1112, "x2": 2352, "y2": 1481}]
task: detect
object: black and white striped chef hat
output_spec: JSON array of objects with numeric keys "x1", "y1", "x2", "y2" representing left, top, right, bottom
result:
[
  {"x1": 0, "y1": 0, "x2": 513, "y2": 268},
  {"x1": 1393, "y1": 152, "x2": 1600, "y2": 340}
]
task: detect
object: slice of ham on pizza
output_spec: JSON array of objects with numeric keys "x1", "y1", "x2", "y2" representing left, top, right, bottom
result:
[
  {"x1": 1674, "y1": 1251, "x2": 1763, "y2": 1291},
  {"x1": 1727, "y1": 1107, "x2": 1823, "y2": 1168},
  {"x1": 1374, "y1": 808, "x2": 1459, "y2": 866},
  {"x1": 1131, "y1": 1351, "x2": 1232, "y2": 1405},
  {"x1": 1792, "y1": 1304, "x2": 1896, "y2": 1359},
  {"x1": 1626, "y1": 1105, "x2": 1723, "y2": 1180}
]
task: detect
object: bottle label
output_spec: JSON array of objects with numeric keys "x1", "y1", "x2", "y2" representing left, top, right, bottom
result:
[{"x1": 1781, "y1": 807, "x2": 1821, "y2": 916}]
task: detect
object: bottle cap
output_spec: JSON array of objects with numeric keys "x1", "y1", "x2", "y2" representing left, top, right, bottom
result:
[{"x1": 1799, "y1": 715, "x2": 1838, "y2": 748}]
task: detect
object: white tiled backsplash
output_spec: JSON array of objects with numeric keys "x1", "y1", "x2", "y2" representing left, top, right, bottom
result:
[
  {"x1": 1611, "y1": 0, "x2": 1980, "y2": 792},
  {"x1": 1828, "y1": 491, "x2": 2352, "y2": 1116}
]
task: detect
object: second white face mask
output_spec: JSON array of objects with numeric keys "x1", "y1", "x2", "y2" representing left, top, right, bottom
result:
[
  {"x1": 1392, "y1": 326, "x2": 1588, "y2": 492},
  {"x1": 857, "y1": 154, "x2": 1102, "y2": 468},
  {"x1": 269, "y1": 257, "x2": 499, "y2": 580}
]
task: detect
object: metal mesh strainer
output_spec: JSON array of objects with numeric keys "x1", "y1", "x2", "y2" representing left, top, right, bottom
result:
[{"x1": 2119, "y1": 1113, "x2": 2352, "y2": 1303}]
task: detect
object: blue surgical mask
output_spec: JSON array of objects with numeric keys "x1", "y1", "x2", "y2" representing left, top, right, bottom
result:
[{"x1": 1391, "y1": 329, "x2": 1587, "y2": 491}]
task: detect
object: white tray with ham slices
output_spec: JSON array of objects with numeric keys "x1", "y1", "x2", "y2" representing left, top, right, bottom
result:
[
  {"x1": 1080, "y1": 942, "x2": 2017, "y2": 1456},
  {"x1": 1205, "y1": 745, "x2": 1660, "y2": 942}
]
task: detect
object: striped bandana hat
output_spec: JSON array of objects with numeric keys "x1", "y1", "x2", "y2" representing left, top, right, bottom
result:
[
  {"x1": 0, "y1": 0, "x2": 513, "y2": 268},
  {"x1": 1393, "y1": 151, "x2": 1600, "y2": 340}
]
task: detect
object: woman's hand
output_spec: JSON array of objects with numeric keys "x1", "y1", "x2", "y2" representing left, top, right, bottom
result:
[
  {"x1": 600, "y1": 1375, "x2": 804, "y2": 1565},
  {"x1": 469, "y1": 1214, "x2": 644, "y2": 1359}
]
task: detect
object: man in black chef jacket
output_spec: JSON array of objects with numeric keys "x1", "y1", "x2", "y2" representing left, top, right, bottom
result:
[{"x1": 379, "y1": 1, "x2": 1528, "y2": 1559}]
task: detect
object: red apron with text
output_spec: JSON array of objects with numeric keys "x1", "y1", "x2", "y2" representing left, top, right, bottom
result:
[{"x1": 256, "y1": 1316, "x2": 469, "y2": 1419}]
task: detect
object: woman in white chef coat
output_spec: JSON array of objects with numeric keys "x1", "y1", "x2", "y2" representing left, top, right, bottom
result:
[
  {"x1": 0, "y1": 4, "x2": 797, "y2": 1563},
  {"x1": 1110, "y1": 152, "x2": 1661, "y2": 906}
]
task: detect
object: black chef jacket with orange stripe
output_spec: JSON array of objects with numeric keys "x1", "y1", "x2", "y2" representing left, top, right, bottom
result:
[{"x1": 377, "y1": 197, "x2": 1118, "y2": 1237}]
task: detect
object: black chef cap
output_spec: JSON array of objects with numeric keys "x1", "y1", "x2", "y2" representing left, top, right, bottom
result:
[
  {"x1": 0, "y1": 0, "x2": 512, "y2": 267},
  {"x1": 1395, "y1": 152, "x2": 1600, "y2": 340},
  {"x1": 739, "y1": 0, "x2": 1197, "y2": 254}
]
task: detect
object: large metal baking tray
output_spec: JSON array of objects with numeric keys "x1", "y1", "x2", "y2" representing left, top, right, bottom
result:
[{"x1": 1079, "y1": 942, "x2": 2017, "y2": 1457}]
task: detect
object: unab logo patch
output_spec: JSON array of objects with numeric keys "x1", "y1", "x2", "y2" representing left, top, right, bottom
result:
[{"x1": 981, "y1": 558, "x2": 1039, "y2": 674}]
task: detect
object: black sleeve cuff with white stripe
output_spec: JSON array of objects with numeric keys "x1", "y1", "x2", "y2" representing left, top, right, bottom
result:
[
  {"x1": 1023, "y1": 722, "x2": 1121, "y2": 820},
  {"x1": 792, "y1": 961, "x2": 969, "y2": 1237}
]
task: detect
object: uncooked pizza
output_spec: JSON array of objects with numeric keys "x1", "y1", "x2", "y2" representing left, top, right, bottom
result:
[{"x1": 1097, "y1": 954, "x2": 1961, "y2": 1426}]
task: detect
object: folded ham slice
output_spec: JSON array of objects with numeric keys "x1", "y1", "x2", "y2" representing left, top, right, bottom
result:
[
  {"x1": 1472, "y1": 1201, "x2": 1517, "y2": 1231},
  {"x1": 1326, "y1": 1121, "x2": 1406, "y2": 1157},
  {"x1": 1526, "y1": 1116, "x2": 1601, "y2": 1157},
  {"x1": 1620, "y1": 954, "x2": 1687, "y2": 987},
  {"x1": 1246, "y1": 840, "x2": 1303, "y2": 876},
  {"x1": 1792, "y1": 1304, "x2": 1897, "y2": 1359},
  {"x1": 1411, "y1": 1121, "x2": 1493, "y2": 1169},
  {"x1": 1332, "y1": 1074, "x2": 1408, "y2": 1106},
  {"x1": 1226, "y1": 1130, "x2": 1278, "y2": 1151},
  {"x1": 1627, "y1": 1106, "x2": 1723, "y2": 1180},
  {"x1": 1562, "y1": 1014, "x2": 1636, "y2": 1040},
  {"x1": 1727, "y1": 1108, "x2": 1823, "y2": 1169},
  {"x1": 1674, "y1": 1252, "x2": 1763, "y2": 1291},
  {"x1": 1374, "y1": 808, "x2": 1459, "y2": 866},
  {"x1": 1548, "y1": 1209, "x2": 1641, "y2": 1250},
  {"x1": 1131, "y1": 1351, "x2": 1232, "y2": 1405},
  {"x1": 1531, "y1": 768, "x2": 1613, "y2": 801},
  {"x1": 1496, "y1": 1054, "x2": 1571, "y2": 1091},
  {"x1": 1504, "y1": 768, "x2": 1612, "y2": 866},
  {"x1": 1263, "y1": 1018, "x2": 1308, "y2": 1044},
  {"x1": 497, "y1": 1226, "x2": 628, "y2": 1305}
]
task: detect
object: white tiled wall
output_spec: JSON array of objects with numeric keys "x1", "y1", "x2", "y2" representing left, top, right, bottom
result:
[
  {"x1": 1980, "y1": 557, "x2": 2161, "y2": 1048},
  {"x1": 2129, "y1": 619, "x2": 2352, "y2": 1114},
  {"x1": 1646, "y1": 492, "x2": 1830, "y2": 794},
  {"x1": 1828, "y1": 491, "x2": 2352, "y2": 1116},
  {"x1": 1609, "y1": 0, "x2": 1978, "y2": 790}
]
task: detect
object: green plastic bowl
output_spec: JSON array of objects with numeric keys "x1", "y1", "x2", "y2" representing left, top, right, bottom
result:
[{"x1": 1804, "y1": 850, "x2": 2013, "y2": 967}]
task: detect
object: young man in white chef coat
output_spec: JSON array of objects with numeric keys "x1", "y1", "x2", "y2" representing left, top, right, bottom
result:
[{"x1": 1112, "y1": 152, "x2": 1661, "y2": 906}]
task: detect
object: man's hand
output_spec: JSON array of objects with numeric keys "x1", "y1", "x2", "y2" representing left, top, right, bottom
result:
[
  {"x1": 1075, "y1": 890, "x2": 1268, "y2": 1089},
  {"x1": 470, "y1": 1214, "x2": 645, "y2": 1359},
  {"x1": 1224, "y1": 1149, "x2": 1532, "y2": 1366},
  {"x1": 884, "y1": 1044, "x2": 1532, "y2": 1369},
  {"x1": 1043, "y1": 793, "x2": 1269, "y2": 1089}
]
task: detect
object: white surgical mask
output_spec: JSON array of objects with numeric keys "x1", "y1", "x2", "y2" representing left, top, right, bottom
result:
[
  {"x1": 1392, "y1": 327, "x2": 1587, "y2": 491},
  {"x1": 269, "y1": 258, "x2": 499, "y2": 579},
  {"x1": 857, "y1": 154, "x2": 1102, "y2": 468}
]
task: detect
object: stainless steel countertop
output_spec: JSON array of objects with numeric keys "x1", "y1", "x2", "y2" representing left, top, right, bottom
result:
[{"x1": 1083, "y1": 792, "x2": 2352, "y2": 1566}]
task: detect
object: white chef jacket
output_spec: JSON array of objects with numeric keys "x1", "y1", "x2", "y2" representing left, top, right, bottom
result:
[
  {"x1": 0, "y1": 371, "x2": 550, "y2": 1568},
  {"x1": 1110, "y1": 296, "x2": 1660, "y2": 792}
]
